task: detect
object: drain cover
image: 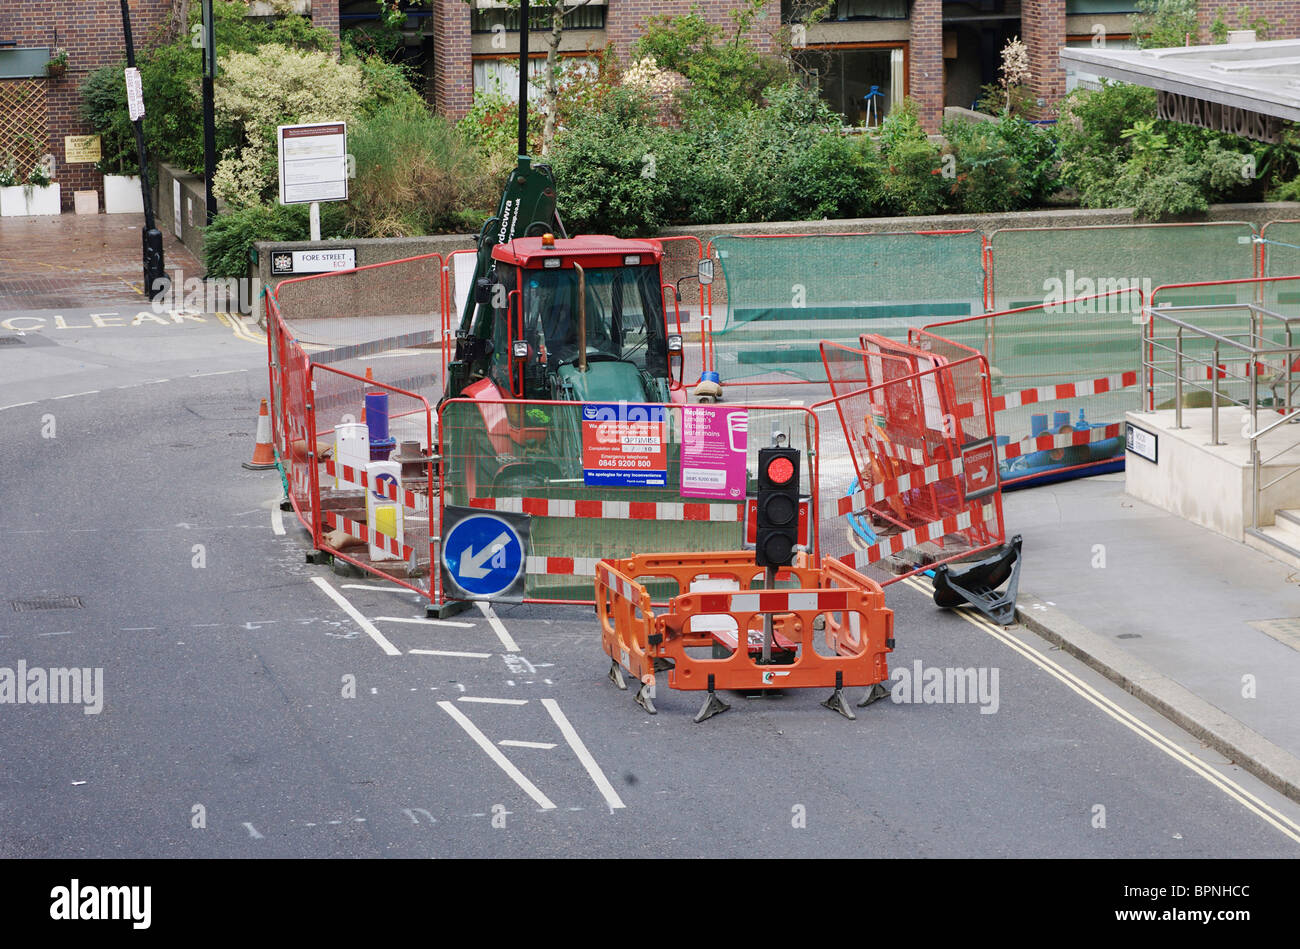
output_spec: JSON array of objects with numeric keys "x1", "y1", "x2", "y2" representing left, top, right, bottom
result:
[
  {"x1": 1247, "y1": 617, "x2": 1300, "y2": 651},
  {"x1": 11, "y1": 596, "x2": 84, "y2": 612}
]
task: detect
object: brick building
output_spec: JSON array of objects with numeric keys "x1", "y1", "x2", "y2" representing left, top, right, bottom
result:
[{"x1": 2, "y1": 0, "x2": 1296, "y2": 213}]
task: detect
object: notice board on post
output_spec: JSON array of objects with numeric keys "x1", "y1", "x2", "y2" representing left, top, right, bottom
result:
[{"x1": 277, "y1": 122, "x2": 348, "y2": 205}]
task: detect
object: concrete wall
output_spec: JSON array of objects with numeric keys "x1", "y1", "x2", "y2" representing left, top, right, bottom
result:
[{"x1": 155, "y1": 162, "x2": 217, "y2": 266}]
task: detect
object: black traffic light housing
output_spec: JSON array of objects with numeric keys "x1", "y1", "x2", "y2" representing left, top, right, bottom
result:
[{"x1": 756, "y1": 447, "x2": 800, "y2": 567}]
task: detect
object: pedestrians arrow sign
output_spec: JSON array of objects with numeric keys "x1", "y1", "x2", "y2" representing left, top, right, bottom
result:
[
  {"x1": 441, "y1": 508, "x2": 530, "y2": 602},
  {"x1": 960, "y1": 438, "x2": 999, "y2": 501}
]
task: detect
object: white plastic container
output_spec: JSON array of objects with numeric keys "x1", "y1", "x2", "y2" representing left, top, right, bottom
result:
[{"x1": 334, "y1": 419, "x2": 369, "y2": 489}]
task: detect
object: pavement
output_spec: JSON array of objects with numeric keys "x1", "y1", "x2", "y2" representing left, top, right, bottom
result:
[
  {"x1": 3, "y1": 212, "x2": 1300, "y2": 859},
  {"x1": 0, "y1": 213, "x2": 200, "y2": 311},
  {"x1": 1002, "y1": 474, "x2": 1300, "y2": 804}
]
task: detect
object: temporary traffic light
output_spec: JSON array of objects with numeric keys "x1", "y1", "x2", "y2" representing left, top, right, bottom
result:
[{"x1": 756, "y1": 447, "x2": 800, "y2": 567}]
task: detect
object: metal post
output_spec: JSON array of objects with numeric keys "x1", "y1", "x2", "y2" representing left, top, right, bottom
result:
[
  {"x1": 119, "y1": 0, "x2": 165, "y2": 300},
  {"x1": 1174, "y1": 327, "x2": 1184, "y2": 430},
  {"x1": 201, "y1": 0, "x2": 217, "y2": 226},
  {"x1": 309, "y1": 201, "x2": 321, "y2": 241},
  {"x1": 762, "y1": 566, "x2": 775, "y2": 664},
  {"x1": 1252, "y1": 444, "x2": 1260, "y2": 530},
  {"x1": 518, "y1": 0, "x2": 530, "y2": 158},
  {"x1": 1211, "y1": 343, "x2": 1221, "y2": 446}
]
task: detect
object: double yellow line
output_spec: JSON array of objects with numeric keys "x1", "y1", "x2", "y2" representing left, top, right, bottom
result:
[
  {"x1": 217, "y1": 311, "x2": 267, "y2": 346},
  {"x1": 899, "y1": 574, "x2": 1300, "y2": 845}
]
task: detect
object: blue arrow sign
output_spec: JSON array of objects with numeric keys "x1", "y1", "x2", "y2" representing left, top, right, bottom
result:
[{"x1": 442, "y1": 512, "x2": 526, "y2": 599}]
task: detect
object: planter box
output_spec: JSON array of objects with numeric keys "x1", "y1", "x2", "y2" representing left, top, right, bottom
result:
[
  {"x1": 104, "y1": 174, "x2": 145, "y2": 214},
  {"x1": 0, "y1": 183, "x2": 60, "y2": 216}
]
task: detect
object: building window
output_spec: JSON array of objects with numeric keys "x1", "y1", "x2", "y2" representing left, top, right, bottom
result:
[
  {"x1": 473, "y1": 55, "x2": 599, "y2": 101},
  {"x1": 1064, "y1": 36, "x2": 1137, "y2": 91},
  {"x1": 794, "y1": 46, "x2": 905, "y2": 126},
  {"x1": 470, "y1": 7, "x2": 607, "y2": 32},
  {"x1": 782, "y1": 0, "x2": 909, "y2": 22}
]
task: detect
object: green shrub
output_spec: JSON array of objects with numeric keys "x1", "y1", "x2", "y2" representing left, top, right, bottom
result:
[
  {"x1": 79, "y1": 67, "x2": 138, "y2": 176},
  {"x1": 346, "y1": 99, "x2": 497, "y2": 237},
  {"x1": 874, "y1": 100, "x2": 949, "y2": 216},
  {"x1": 780, "y1": 132, "x2": 881, "y2": 220},
  {"x1": 942, "y1": 119, "x2": 1025, "y2": 213},
  {"x1": 202, "y1": 202, "x2": 345, "y2": 279}
]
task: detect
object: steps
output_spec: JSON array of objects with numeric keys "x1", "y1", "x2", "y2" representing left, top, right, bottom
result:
[{"x1": 1245, "y1": 509, "x2": 1300, "y2": 570}]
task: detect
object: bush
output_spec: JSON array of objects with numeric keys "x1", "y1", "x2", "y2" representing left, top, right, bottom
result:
[
  {"x1": 780, "y1": 132, "x2": 881, "y2": 220},
  {"x1": 874, "y1": 100, "x2": 949, "y2": 216},
  {"x1": 211, "y1": 45, "x2": 366, "y2": 207},
  {"x1": 942, "y1": 120, "x2": 1025, "y2": 213},
  {"x1": 346, "y1": 100, "x2": 498, "y2": 237},
  {"x1": 202, "y1": 202, "x2": 345, "y2": 279},
  {"x1": 549, "y1": 88, "x2": 678, "y2": 237},
  {"x1": 79, "y1": 67, "x2": 138, "y2": 177}
]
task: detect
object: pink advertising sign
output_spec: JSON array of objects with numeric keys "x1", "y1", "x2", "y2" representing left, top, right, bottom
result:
[{"x1": 680, "y1": 406, "x2": 747, "y2": 500}]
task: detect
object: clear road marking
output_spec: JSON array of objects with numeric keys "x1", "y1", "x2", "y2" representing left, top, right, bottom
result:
[
  {"x1": 476, "y1": 600, "x2": 519, "y2": 652},
  {"x1": 541, "y1": 698, "x2": 625, "y2": 811},
  {"x1": 270, "y1": 503, "x2": 285, "y2": 536},
  {"x1": 409, "y1": 649, "x2": 492, "y2": 659},
  {"x1": 901, "y1": 576, "x2": 1300, "y2": 845},
  {"x1": 437, "y1": 700, "x2": 556, "y2": 810},
  {"x1": 458, "y1": 696, "x2": 528, "y2": 705},
  {"x1": 242, "y1": 823, "x2": 264, "y2": 839},
  {"x1": 309, "y1": 576, "x2": 401, "y2": 657},
  {"x1": 53, "y1": 390, "x2": 98, "y2": 400},
  {"x1": 376, "y1": 615, "x2": 475, "y2": 629},
  {"x1": 499, "y1": 740, "x2": 557, "y2": 750}
]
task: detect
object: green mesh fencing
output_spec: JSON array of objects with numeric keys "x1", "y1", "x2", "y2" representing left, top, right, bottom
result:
[
  {"x1": 710, "y1": 232, "x2": 987, "y2": 384},
  {"x1": 1262, "y1": 221, "x2": 1300, "y2": 278},
  {"x1": 438, "y1": 398, "x2": 820, "y2": 602},
  {"x1": 989, "y1": 223, "x2": 1258, "y2": 313}
]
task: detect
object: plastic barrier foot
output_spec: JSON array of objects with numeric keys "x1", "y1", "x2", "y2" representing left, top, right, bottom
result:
[
  {"x1": 305, "y1": 550, "x2": 332, "y2": 565},
  {"x1": 279, "y1": 497, "x2": 293, "y2": 512},
  {"x1": 693, "y1": 675, "x2": 730, "y2": 723},
  {"x1": 857, "y1": 682, "x2": 890, "y2": 708},
  {"x1": 652, "y1": 657, "x2": 674, "y2": 673},
  {"x1": 821, "y1": 671, "x2": 856, "y2": 720},
  {"x1": 635, "y1": 682, "x2": 657, "y2": 715},
  {"x1": 931, "y1": 535, "x2": 1023, "y2": 626},
  {"x1": 609, "y1": 661, "x2": 627, "y2": 691}
]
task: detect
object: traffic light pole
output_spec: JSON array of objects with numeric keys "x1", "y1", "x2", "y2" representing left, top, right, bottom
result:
[
  {"x1": 762, "y1": 566, "x2": 775, "y2": 663},
  {"x1": 119, "y1": 0, "x2": 166, "y2": 300}
]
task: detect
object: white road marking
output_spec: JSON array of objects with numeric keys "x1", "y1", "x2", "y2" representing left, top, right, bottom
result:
[
  {"x1": 0, "y1": 401, "x2": 36, "y2": 411},
  {"x1": 270, "y1": 503, "x2": 285, "y2": 536},
  {"x1": 409, "y1": 649, "x2": 492, "y2": 659},
  {"x1": 376, "y1": 615, "x2": 475, "y2": 629},
  {"x1": 499, "y1": 740, "x2": 557, "y2": 750},
  {"x1": 121, "y1": 627, "x2": 157, "y2": 631},
  {"x1": 437, "y1": 700, "x2": 556, "y2": 810},
  {"x1": 541, "y1": 698, "x2": 625, "y2": 811},
  {"x1": 902, "y1": 575, "x2": 1300, "y2": 845},
  {"x1": 476, "y1": 600, "x2": 519, "y2": 652},
  {"x1": 242, "y1": 823, "x2": 264, "y2": 839},
  {"x1": 309, "y1": 576, "x2": 401, "y2": 656},
  {"x1": 342, "y1": 584, "x2": 412, "y2": 592},
  {"x1": 458, "y1": 696, "x2": 528, "y2": 705},
  {"x1": 53, "y1": 390, "x2": 98, "y2": 400},
  {"x1": 37, "y1": 631, "x2": 73, "y2": 637},
  {"x1": 191, "y1": 369, "x2": 246, "y2": 377},
  {"x1": 140, "y1": 378, "x2": 169, "y2": 385}
]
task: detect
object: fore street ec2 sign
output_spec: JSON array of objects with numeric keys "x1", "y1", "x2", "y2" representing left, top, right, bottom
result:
[{"x1": 277, "y1": 122, "x2": 348, "y2": 205}]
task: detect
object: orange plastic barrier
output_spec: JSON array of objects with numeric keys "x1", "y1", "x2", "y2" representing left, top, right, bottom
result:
[{"x1": 596, "y1": 551, "x2": 893, "y2": 722}]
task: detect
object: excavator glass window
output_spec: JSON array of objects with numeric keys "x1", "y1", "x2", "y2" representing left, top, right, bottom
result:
[{"x1": 519, "y1": 264, "x2": 668, "y2": 378}]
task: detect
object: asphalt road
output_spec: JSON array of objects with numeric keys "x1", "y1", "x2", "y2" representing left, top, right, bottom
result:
[{"x1": 2, "y1": 305, "x2": 1300, "y2": 858}]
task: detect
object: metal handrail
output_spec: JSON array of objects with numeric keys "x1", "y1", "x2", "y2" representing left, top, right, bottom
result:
[{"x1": 1144, "y1": 303, "x2": 1300, "y2": 530}]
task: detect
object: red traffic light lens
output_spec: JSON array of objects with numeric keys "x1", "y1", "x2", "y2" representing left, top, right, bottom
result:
[{"x1": 765, "y1": 456, "x2": 795, "y2": 485}]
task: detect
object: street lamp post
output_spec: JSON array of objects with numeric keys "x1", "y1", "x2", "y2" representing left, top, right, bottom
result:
[{"x1": 118, "y1": 0, "x2": 166, "y2": 301}]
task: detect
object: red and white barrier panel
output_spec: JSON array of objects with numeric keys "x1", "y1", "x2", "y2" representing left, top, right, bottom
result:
[
  {"x1": 953, "y1": 371, "x2": 1138, "y2": 420},
  {"x1": 598, "y1": 567, "x2": 649, "y2": 605},
  {"x1": 323, "y1": 511, "x2": 414, "y2": 560},
  {"x1": 527, "y1": 555, "x2": 604, "y2": 577},
  {"x1": 863, "y1": 430, "x2": 929, "y2": 466},
  {"x1": 325, "y1": 460, "x2": 429, "y2": 511},
  {"x1": 999, "y1": 423, "x2": 1124, "y2": 461},
  {"x1": 693, "y1": 589, "x2": 856, "y2": 615},
  {"x1": 837, "y1": 504, "x2": 997, "y2": 569},
  {"x1": 836, "y1": 457, "x2": 966, "y2": 516},
  {"x1": 470, "y1": 497, "x2": 742, "y2": 522}
]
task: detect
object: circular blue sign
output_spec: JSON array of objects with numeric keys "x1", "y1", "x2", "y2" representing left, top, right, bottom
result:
[{"x1": 442, "y1": 513, "x2": 525, "y2": 598}]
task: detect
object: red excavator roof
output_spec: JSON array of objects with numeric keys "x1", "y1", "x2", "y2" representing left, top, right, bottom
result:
[{"x1": 492, "y1": 235, "x2": 663, "y2": 269}]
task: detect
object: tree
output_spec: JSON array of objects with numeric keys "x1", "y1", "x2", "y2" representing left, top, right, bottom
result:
[{"x1": 1130, "y1": 0, "x2": 1200, "y2": 49}]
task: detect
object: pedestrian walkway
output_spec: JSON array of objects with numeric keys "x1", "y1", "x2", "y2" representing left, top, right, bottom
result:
[
  {"x1": 0, "y1": 213, "x2": 199, "y2": 310},
  {"x1": 1003, "y1": 472, "x2": 1300, "y2": 795}
]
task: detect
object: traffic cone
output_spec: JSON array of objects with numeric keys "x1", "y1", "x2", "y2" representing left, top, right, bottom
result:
[{"x1": 242, "y1": 399, "x2": 277, "y2": 470}]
